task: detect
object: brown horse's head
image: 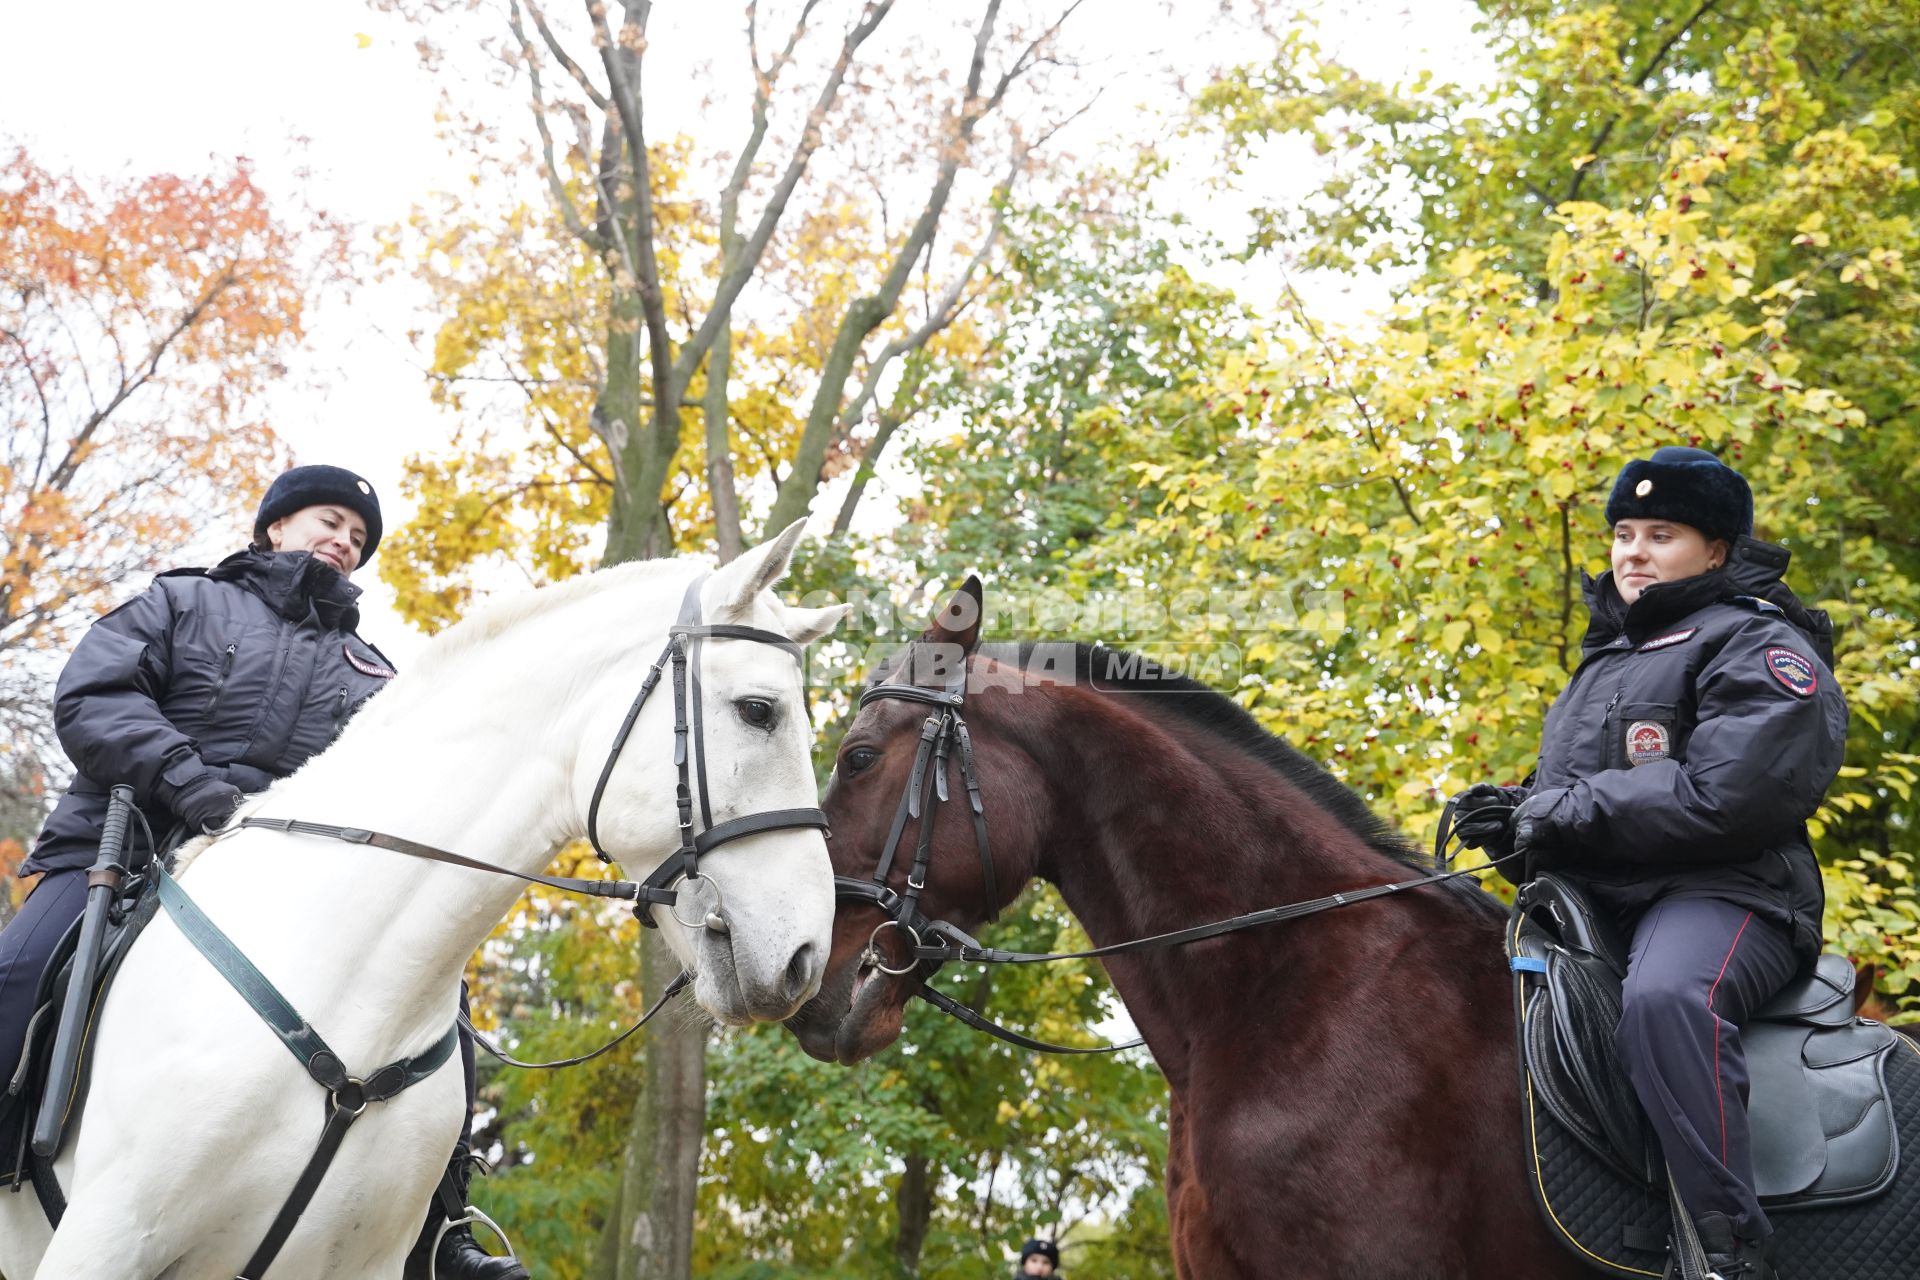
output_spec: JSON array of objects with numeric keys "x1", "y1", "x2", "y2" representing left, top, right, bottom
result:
[{"x1": 786, "y1": 577, "x2": 1056, "y2": 1063}]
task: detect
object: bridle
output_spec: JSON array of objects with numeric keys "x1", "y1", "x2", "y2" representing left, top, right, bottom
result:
[
  {"x1": 583, "y1": 572, "x2": 830, "y2": 928},
  {"x1": 831, "y1": 663, "x2": 997, "y2": 973},
  {"x1": 833, "y1": 660, "x2": 1145, "y2": 1056},
  {"x1": 834, "y1": 650, "x2": 1515, "y2": 1057}
]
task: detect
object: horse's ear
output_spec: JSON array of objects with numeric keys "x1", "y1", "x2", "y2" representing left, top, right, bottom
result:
[
  {"x1": 712, "y1": 519, "x2": 810, "y2": 616},
  {"x1": 921, "y1": 575, "x2": 984, "y2": 655},
  {"x1": 786, "y1": 603, "x2": 852, "y2": 646}
]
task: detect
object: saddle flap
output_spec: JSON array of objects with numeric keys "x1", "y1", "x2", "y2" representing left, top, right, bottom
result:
[
  {"x1": 1754, "y1": 953, "x2": 1855, "y2": 1026},
  {"x1": 1744, "y1": 1013, "x2": 1899, "y2": 1203},
  {"x1": 1747, "y1": 1023, "x2": 1828, "y2": 1198}
]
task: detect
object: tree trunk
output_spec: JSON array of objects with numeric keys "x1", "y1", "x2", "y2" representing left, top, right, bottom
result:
[
  {"x1": 595, "y1": 268, "x2": 704, "y2": 1279},
  {"x1": 893, "y1": 1152, "x2": 935, "y2": 1277},
  {"x1": 703, "y1": 321, "x2": 745, "y2": 563},
  {"x1": 595, "y1": 928, "x2": 709, "y2": 1280},
  {"x1": 598, "y1": 285, "x2": 676, "y2": 564}
]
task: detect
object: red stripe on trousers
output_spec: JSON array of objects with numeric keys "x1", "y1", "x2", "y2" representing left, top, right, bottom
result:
[{"x1": 1706, "y1": 911, "x2": 1755, "y2": 1162}]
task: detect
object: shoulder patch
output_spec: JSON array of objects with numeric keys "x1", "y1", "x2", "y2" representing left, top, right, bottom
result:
[
  {"x1": 1639, "y1": 627, "x2": 1699, "y2": 651},
  {"x1": 344, "y1": 644, "x2": 397, "y2": 680},
  {"x1": 1764, "y1": 647, "x2": 1817, "y2": 696}
]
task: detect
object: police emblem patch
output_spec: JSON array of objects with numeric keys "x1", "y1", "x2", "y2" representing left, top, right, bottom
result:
[
  {"x1": 1639, "y1": 628, "x2": 1698, "y2": 651},
  {"x1": 344, "y1": 644, "x2": 396, "y2": 679},
  {"x1": 1764, "y1": 647, "x2": 1817, "y2": 697},
  {"x1": 1625, "y1": 720, "x2": 1670, "y2": 766}
]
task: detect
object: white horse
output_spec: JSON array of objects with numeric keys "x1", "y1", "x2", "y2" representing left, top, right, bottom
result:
[{"x1": 0, "y1": 522, "x2": 848, "y2": 1279}]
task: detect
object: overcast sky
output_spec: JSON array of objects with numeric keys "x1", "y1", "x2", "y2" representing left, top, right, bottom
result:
[{"x1": 2, "y1": 0, "x2": 1487, "y2": 663}]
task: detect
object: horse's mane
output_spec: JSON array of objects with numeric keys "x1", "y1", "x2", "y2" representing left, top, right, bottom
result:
[
  {"x1": 398, "y1": 557, "x2": 695, "y2": 684},
  {"x1": 977, "y1": 640, "x2": 1502, "y2": 917}
]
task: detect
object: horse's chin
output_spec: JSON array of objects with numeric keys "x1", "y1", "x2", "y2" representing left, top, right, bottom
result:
[{"x1": 786, "y1": 959, "x2": 910, "y2": 1064}]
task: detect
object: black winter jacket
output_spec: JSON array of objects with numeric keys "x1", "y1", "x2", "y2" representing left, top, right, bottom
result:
[
  {"x1": 24, "y1": 549, "x2": 396, "y2": 875},
  {"x1": 1521, "y1": 536, "x2": 1847, "y2": 960}
]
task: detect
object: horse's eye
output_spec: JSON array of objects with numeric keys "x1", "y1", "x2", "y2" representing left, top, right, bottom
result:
[
  {"x1": 735, "y1": 698, "x2": 776, "y2": 729},
  {"x1": 843, "y1": 747, "x2": 880, "y2": 775}
]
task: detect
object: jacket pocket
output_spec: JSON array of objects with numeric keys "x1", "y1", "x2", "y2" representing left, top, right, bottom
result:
[{"x1": 1615, "y1": 702, "x2": 1680, "y2": 769}]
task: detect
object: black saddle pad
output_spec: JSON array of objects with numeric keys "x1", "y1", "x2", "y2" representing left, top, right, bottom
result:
[{"x1": 1521, "y1": 1029, "x2": 1920, "y2": 1279}]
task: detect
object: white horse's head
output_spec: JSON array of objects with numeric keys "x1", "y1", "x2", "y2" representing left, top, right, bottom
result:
[{"x1": 580, "y1": 521, "x2": 849, "y2": 1024}]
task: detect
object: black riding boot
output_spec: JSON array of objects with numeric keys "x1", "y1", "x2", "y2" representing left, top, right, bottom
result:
[
  {"x1": 1695, "y1": 1212, "x2": 1778, "y2": 1280},
  {"x1": 433, "y1": 1144, "x2": 529, "y2": 1280}
]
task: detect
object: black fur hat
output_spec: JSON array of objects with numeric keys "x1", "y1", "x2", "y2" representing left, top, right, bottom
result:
[
  {"x1": 1604, "y1": 446, "x2": 1752, "y2": 544},
  {"x1": 253, "y1": 464, "x2": 383, "y2": 563}
]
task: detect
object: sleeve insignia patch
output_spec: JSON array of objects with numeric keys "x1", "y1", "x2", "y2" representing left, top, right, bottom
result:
[
  {"x1": 1626, "y1": 720, "x2": 1671, "y2": 766},
  {"x1": 1764, "y1": 647, "x2": 1817, "y2": 696},
  {"x1": 1639, "y1": 628, "x2": 1699, "y2": 651},
  {"x1": 344, "y1": 644, "x2": 397, "y2": 679}
]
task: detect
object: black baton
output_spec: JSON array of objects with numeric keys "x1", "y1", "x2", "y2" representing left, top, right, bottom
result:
[{"x1": 32, "y1": 784, "x2": 135, "y2": 1158}]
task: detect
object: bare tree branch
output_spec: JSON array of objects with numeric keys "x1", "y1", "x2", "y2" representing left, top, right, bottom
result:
[
  {"x1": 523, "y1": 0, "x2": 611, "y2": 110},
  {"x1": 771, "y1": 0, "x2": 1087, "y2": 530},
  {"x1": 672, "y1": 0, "x2": 897, "y2": 389},
  {"x1": 0, "y1": 326, "x2": 55, "y2": 491},
  {"x1": 510, "y1": 0, "x2": 608, "y2": 253},
  {"x1": 50, "y1": 267, "x2": 237, "y2": 493},
  {"x1": 590, "y1": 0, "x2": 679, "y2": 472}
]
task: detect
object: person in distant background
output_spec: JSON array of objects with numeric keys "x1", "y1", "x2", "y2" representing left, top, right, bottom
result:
[{"x1": 1017, "y1": 1237, "x2": 1061, "y2": 1278}]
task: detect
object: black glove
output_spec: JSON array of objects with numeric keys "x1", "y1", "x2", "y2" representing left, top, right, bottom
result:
[
  {"x1": 1510, "y1": 789, "x2": 1566, "y2": 868},
  {"x1": 170, "y1": 775, "x2": 245, "y2": 834},
  {"x1": 1448, "y1": 783, "x2": 1524, "y2": 851},
  {"x1": 208, "y1": 762, "x2": 276, "y2": 794}
]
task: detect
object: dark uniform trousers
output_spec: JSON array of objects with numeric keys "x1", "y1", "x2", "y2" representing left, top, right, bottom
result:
[
  {"x1": 0, "y1": 869, "x2": 478, "y2": 1148},
  {"x1": 1616, "y1": 895, "x2": 1800, "y2": 1241},
  {"x1": 0, "y1": 871, "x2": 88, "y2": 1088}
]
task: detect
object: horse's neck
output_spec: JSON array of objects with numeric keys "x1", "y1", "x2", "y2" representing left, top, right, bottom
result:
[
  {"x1": 1024, "y1": 691, "x2": 1495, "y2": 1092},
  {"x1": 180, "y1": 572, "x2": 679, "y2": 1058}
]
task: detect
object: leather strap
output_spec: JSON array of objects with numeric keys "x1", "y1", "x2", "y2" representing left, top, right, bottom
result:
[
  {"x1": 156, "y1": 867, "x2": 458, "y2": 1278},
  {"x1": 905, "y1": 867, "x2": 1490, "y2": 965},
  {"x1": 952, "y1": 718, "x2": 996, "y2": 918},
  {"x1": 238, "y1": 818, "x2": 655, "y2": 904},
  {"x1": 464, "y1": 970, "x2": 692, "y2": 1070},
  {"x1": 580, "y1": 571, "x2": 814, "y2": 916},
  {"x1": 914, "y1": 984, "x2": 1146, "y2": 1055},
  {"x1": 586, "y1": 640, "x2": 674, "y2": 863}
]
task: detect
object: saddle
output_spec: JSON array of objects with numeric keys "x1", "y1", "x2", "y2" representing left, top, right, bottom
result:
[
  {"x1": 0, "y1": 876, "x2": 160, "y2": 1213},
  {"x1": 1509, "y1": 874, "x2": 1908, "y2": 1278}
]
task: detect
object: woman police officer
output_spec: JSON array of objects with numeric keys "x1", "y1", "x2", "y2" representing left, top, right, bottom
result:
[
  {"x1": 1450, "y1": 447, "x2": 1847, "y2": 1280},
  {"x1": 0, "y1": 464, "x2": 525, "y2": 1280}
]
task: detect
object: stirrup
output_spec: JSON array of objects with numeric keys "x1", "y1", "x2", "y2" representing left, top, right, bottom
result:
[
  {"x1": 429, "y1": 1205, "x2": 520, "y2": 1279},
  {"x1": 1664, "y1": 1168, "x2": 1713, "y2": 1280}
]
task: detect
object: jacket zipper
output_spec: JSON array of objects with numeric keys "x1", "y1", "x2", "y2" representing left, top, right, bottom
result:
[
  {"x1": 205, "y1": 642, "x2": 239, "y2": 717},
  {"x1": 333, "y1": 684, "x2": 350, "y2": 719},
  {"x1": 1599, "y1": 683, "x2": 1627, "y2": 771}
]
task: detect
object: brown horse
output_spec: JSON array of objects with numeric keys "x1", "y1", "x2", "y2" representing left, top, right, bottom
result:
[{"x1": 785, "y1": 579, "x2": 1591, "y2": 1279}]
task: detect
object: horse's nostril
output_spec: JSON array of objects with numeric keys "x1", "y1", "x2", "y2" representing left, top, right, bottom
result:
[{"x1": 784, "y1": 942, "x2": 821, "y2": 1001}]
